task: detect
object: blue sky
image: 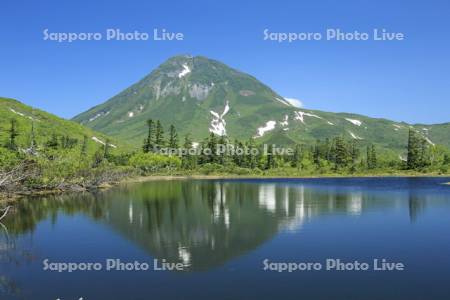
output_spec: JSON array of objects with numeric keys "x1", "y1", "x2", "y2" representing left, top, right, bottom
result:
[{"x1": 1, "y1": 0, "x2": 449, "y2": 124}]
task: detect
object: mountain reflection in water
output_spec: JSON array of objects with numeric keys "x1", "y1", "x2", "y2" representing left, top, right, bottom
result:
[{"x1": 2, "y1": 178, "x2": 444, "y2": 272}]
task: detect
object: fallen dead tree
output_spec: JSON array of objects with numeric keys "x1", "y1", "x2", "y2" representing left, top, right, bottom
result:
[
  {"x1": 0, "y1": 160, "x2": 39, "y2": 193},
  {"x1": 0, "y1": 206, "x2": 12, "y2": 221}
]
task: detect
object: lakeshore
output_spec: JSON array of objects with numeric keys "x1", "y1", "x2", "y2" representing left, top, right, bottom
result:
[{"x1": 2, "y1": 172, "x2": 450, "y2": 203}]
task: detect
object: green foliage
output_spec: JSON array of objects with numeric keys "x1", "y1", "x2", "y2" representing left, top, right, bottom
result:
[
  {"x1": 46, "y1": 133, "x2": 59, "y2": 149},
  {"x1": 407, "y1": 129, "x2": 433, "y2": 170},
  {"x1": 0, "y1": 148, "x2": 20, "y2": 169},
  {"x1": 367, "y1": 144, "x2": 377, "y2": 169},
  {"x1": 0, "y1": 97, "x2": 126, "y2": 154},
  {"x1": 2, "y1": 104, "x2": 450, "y2": 196},
  {"x1": 80, "y1": 135, "x2": 88, "y2": 157},
  {"x1": 129, "y1": 152, "x2": 181, "y2": 173},
  {"x1": 444, "y1": 154, "x2": 450, "y2": 166},
  {"x1": 155, "y1": 120, "x2": 165, "y2": 149},
  {"x1": 6, "y1": 119, "x2": 19, "y2": 150},
  {"x1": 181, "y1": 134, "x2": 197, "y2": 170},
  {"x1": 143, "y1": 119, "x2": 155, "y2": 153},
  {"x1": 168, "y1": 124, "x2": 178, "y2": 149}
]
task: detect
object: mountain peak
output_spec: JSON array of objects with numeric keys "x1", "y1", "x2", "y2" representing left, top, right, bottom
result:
[
  {"x1": 72, "y1": 56, "x2": 450, "y2": 152},
  {"x1": 73, "y1": 55, "x2": 289, "y2": 144}
]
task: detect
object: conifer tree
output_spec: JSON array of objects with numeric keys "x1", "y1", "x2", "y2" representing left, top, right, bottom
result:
[
  {"x1": 407, "y1": 129, "x2": 420, "y2": 169},
  {"x1": 324, "y1": 138, "x2": 331, "y2": 161},
  {"x1": 370, "y1": 144, "x2": 377, "y2": 169},
  {"x1": 217, "y1": 135, "x2": 228, "y2": 165},
  {"x1": 265, "y1": 144, "x2": 276, "y2": 169},
  {"x1": 333, "y1": 137, "x2": 348, "y2": 170},
  {"x1": 291, "y1": 144, "x2": 301, "y2": 168},
  {"x1": 81, "y1": 135, "x2": 88, "y2": 157},
  {"x1": 60, "y1": 135, "x2": 77, "y2": 149},
  {"x1": 419, "y1": 138, "x2": 430, "y2": 168},
  {"x1": 233, "y1": 139, "x2": 244, "y2": 167},
  {"x1": 366, "y1": 145, "x2": 372, "y2": 169},
  {"x1": 46, "y1": 133, "x2": 59, "y2": 150},
  {"x1": 444, "y1": 154, "x2": 450, "y2": 166},
  {"x1": 29, "y1": 120, "x2": 37, "y2": 153},
  {"x1": 181, "y1": 134, "x2": 196, "y2": 169},
  {"x1": 60, "y1": 136, "x2": 66, "y2": 149},
  {"x1": 206, "y1": 133, "x2": 218, "y2": 163},
  {"x1": 155, "y1": 120, "x2": 165, "y2": 149},
  {"x1": 7, "y1": 119, "x2": 19, "y2": 151},
  {"x1": 143, "y1": 119, "x2": 155, "y2": 153},
  {"x1": 103, "y1": 139, "x2": 111, "y2": 160},
  {"x1": 349, "y1": 141, "x2": 360, "y2": 172},
  {"x1": 92, "y1": 149, "x2": 104, "y2": 167},
  {"x1": 168, "y1": 124, "x2": 178, "y2": 150},
  {"x1": 313, "y1": 140, "x2": 320, "y2": 166},
  {"x1": 197, "y1": 139, "x2": 208, "y2": 165},
  {"x1": 366, "y1": 144, "x2": 377, "y2": 169},
  {"x1": 329, "y1": 142, "x2": 337, "y2": 166},
  {"x1": 245, "y1": 138, "x2": 257, "y2": 169}
]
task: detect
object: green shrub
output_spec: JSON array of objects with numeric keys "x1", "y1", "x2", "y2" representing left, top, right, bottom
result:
[
  {"x1": 129, "y1": 153, "x2": 181, "y2": 173},
  {"x1": 0, "y1": 148, "x2": 20, "y2": 170}
]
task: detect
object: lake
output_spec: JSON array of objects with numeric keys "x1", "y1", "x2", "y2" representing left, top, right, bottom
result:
[{"x1": 1, "y1": 177, "x2": 450, "y2": 300}]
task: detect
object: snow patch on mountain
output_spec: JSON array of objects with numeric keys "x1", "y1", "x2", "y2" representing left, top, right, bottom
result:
[
  {"x1": 419, "y1": 128, "x2": 434, "y2": 145},
  {"x1": 393, "y1": 124, "x2": 403, "y2": 131},
  {"x1": 209, "y1": 101, "x2": 230, "y2": 136},
  {"x1": 275, "y1": 97, "x2": 291, "y2": 106},
  {"x1": 255, "y1": 121, "x2": 276, "y2": 138},
  {"x1": 91, "y1": 136, "x2": 117, "y2": 148},
  {"x1": 327, "y1": 121, "x2": 335, "y2": 126},
  {"x1": 128, "y1": 112, "x2": 134, "y2": 118},
  {"x1": 348, "y1": 131, "x2": 363, "y2": 140},
  {"x1": 283, "y1": 97, "x2": 303, "y2": 108},
  {"x1": 92, "y1": 136, "x2": 104, "y2": 145},
  {"x1": 294, "y1": 111, "x2": 322, "y2": 124},
  {"x1": 425, "y1": 137, "x2": 435, "y2": 146},
  {"x1": 10, "y1": 108, "x2": 25, "y2": 117},
  {"x1": 10, "y1": 108, "x2": 37, "y2": 121},
  {"x1": 88, "y1": 111, "x2": 109, "y2": 122},
  {"x1": 178, "y1": 64, "x2": 191, "y2": 78},
  {"x1": 345, "y1": 118, "x2": 362, "y2": 126}
]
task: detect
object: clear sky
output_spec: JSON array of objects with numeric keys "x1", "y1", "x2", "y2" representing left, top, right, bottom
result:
[{"x1": 1, "y1": 0, "x2": 449, "y2": 124}]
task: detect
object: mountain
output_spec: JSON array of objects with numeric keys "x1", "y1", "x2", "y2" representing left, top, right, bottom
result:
[
  {"x1": 72, "y1": 55, "x2": 450, "y2": 153},
  {"x1": 0, "y1": 97, "x2": 123, "y2": 152}
]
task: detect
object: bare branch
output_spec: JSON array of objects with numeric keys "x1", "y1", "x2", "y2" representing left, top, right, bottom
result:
[{"x1": 0, "y1": 206, "x2": 12, "y2": 221}]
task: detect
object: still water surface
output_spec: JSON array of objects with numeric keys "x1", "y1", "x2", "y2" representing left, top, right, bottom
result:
[{"x1": 1, "y1": 177, "x2": 450, "y2": 299}]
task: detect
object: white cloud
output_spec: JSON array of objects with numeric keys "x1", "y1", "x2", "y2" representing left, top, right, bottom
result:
[{"x1": 284, "y1": 97, "x2": 303, "y2": 108}]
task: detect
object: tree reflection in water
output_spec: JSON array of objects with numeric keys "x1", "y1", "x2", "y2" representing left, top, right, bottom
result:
[
  {"x1": 0, "y1": 179, "x2": 434, "y2": 275},
  {"x1": 0, "y1": 220, "x2": 21, "y2": 298}
]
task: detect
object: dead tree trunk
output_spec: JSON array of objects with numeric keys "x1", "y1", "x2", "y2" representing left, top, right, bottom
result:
[{"x1": 0, "y1": 206, "x2": 12, "y2": 221}]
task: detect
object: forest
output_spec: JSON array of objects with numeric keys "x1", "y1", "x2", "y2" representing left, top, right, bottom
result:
[{"x1": 1, "y1": 117, "x2": 450, "y2": 196}]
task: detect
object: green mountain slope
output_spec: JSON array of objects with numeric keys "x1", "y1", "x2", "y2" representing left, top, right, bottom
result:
[
  {"x1": 72, "y1": 55, "x2": 450, "y2": 153},
  {"x1": 0, "y1": 97, "x2": 125, "y2": 153}
]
